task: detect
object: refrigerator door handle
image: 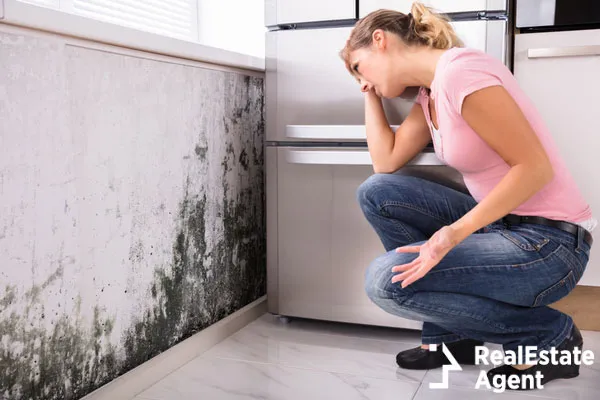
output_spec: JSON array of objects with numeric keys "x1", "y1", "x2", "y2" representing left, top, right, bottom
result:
[
  {"x1": 286, "y1": 125, "x2": 400, "y2": 140},
  {"x1": 284, "y1": 148, "x2": 444, "y2": 166},
  {"x1": 527, "y1": 45, "x2": 600, "y2": 59}
]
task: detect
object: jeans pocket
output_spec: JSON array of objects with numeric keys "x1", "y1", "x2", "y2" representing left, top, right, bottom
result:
[
  {"x1": 533, "y1": 269, "x2": 576, "y2": 307},
  {"x1": 501, "y1": 229, "x2": 550, "y2": 252}
]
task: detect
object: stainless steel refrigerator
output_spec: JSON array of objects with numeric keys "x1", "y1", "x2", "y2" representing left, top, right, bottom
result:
[{"x1": 265, "y1": 0, "x2": 513, "y2": 329}]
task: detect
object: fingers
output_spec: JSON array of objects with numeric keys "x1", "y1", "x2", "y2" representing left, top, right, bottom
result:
[
  {"x1": 391, "y1": 261, "x2": 431, "y2": 287},
  {"x1": 391, "y1": 266, "x2": 427, "y2": 287},
  {"x1": 395, "y1": 245, "x2": 421, "y2": 253},
  {"x1": 391, "y1": 258, "x2": 419, "y2": 273},
  {"x1": 400, "y1": 268, "x2": 427, "y2": 288},
  {"x1": 391, "y1": 268, "x2": 414, "y2": 283}
]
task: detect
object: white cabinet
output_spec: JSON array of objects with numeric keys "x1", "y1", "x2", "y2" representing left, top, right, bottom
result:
[
  {"x1": 514, "y1": 29, "x2": 600, "y2": 286},
  {"x1": 359, "y1": 0, "x2": 507, "y2": 17},
  {"x1": 265, "y1": 0, "x2": 356, "y2": 26}
]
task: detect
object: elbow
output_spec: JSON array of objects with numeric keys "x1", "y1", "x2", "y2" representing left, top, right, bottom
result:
[{"x1": 372, "y1": 163, "x2": 398, "y2": 174}]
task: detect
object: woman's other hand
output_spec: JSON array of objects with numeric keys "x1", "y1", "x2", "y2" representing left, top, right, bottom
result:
[{"x1": 391, "y1": 225, "x2": 460, "y2": 288}]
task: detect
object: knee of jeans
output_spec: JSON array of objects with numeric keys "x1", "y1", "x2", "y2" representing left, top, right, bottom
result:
[
  {"x1": 356, "y1": 174, "x2": 393, "y2": 211},
  {"x1": 364, "y1": 251, "x2": 412, "y2": 303}
]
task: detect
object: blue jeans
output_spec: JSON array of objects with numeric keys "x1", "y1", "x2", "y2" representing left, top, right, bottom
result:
[{"x1": 358, "y1": 174, "x2": 591, "y2": 355}]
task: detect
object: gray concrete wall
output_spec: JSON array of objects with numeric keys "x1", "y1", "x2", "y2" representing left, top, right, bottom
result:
[{"x1": 0, "y1": 27, "x2": 265, "y2": 400}]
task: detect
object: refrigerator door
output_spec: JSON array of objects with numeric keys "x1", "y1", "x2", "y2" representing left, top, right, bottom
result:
[
  {"x1": 453, "y1": 19, "x2": 508, "y2": 64},
  {"x1": 270, "y1": 146, "x2": 466, "y2": 327},
  {"x1": 265, "y1": 0, "x2": 356, "y2": 26},
  {"x1": 359, "y1": 0, "x2": 508, "y2": 16},
  {"x1": 266, "y1": 28, "x2": 416, "y2": 142}
]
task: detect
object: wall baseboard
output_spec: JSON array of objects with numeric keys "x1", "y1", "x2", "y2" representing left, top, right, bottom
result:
[
  {"x1": 551, "y1": 285, "x2": 600, "y2": 331},
  {"x1": 81, "y1": 296, "x2": 267, "y2": 400}
]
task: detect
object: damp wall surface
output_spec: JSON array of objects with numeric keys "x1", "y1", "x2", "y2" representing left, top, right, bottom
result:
[{"x1": 0, "y1": 26, "x2": 266, "y2": 400}]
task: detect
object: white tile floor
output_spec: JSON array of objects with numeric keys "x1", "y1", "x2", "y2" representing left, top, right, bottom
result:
[{"x1": 133, "y1": 314, "x2": 600, "y2": 400}]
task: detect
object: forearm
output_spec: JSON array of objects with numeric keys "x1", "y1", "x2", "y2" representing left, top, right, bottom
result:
[
  {"x1": 450, "y1": 164, "x2": 554, "y2": 243},
  {"x1": 364, "y1": 91, "x2": 395, "y2": 169}
]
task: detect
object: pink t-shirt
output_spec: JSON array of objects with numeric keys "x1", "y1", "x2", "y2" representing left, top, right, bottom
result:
[{"x1": 417, "y1": 47, "x2": 592, "y2": 224}]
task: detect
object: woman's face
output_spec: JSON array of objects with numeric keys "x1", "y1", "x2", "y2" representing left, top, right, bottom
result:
[{"x1": 349, "y1": 30, "x2": 408, "y2": 98}]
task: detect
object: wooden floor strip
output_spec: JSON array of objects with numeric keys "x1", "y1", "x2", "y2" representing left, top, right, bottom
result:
[{"x1": 551, "y1": 286, "x2": 600, "y2": 331}]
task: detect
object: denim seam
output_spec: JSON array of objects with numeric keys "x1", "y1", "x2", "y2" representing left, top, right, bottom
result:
[
  {"x1": 426, "y1": 244, "x2": 562, "y2": 277},
  {"x1": 379, "y1": 201, "x2": 452, "y2": 226},
  {"x1": 392, "y1": 220, "x2": 416, "y2": 243},
  {"x1": 395, "y1": 296, "x2": 522, "y2": 333},
  {"x1": 535, "y1": 316, "x2": 573, "y2": 353},
  {"x1": 421, "y1": 333, "x2": 465, "y2": 343},
  {"x1": 503, "y1": 316, "x2": 572, "y2": 355},
  {"x1": 364, "y1": 209, "x2": 416, "y2": 245},
  {"x1": 554, "y1": 244, "x2": 585, "y2": 279},
  {"x1": 533, "y1": 270, "x2": 575, "y2": 307},
  {"x1": 501, "y1": 230, "x2": 550, "y2": 252}
]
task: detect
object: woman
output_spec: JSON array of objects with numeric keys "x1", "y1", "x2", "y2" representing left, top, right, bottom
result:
[{"x1": 340, "y1": 1, "x2": 596, "y2": 389}]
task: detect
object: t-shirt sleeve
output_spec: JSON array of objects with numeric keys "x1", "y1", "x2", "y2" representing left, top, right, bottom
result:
[{"x1": 443, "y1": 55, "x2": 503, "y2": 115}]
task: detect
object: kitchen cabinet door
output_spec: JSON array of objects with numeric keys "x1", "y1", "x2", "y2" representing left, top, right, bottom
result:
[
  {"x1": 265, "y1": 0, "x2": 356, "y2": 26},
  {"x1": 359, "y1": 0, "x2": 507, "y2": 17},
  {"x1": 514, "y1": 29, "x2": 600, "y2": 286}
]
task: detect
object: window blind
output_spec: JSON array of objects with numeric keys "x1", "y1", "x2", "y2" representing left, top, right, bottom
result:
[
  {"x1": 72, "y1": 0, "x2": 197, "y2": 40},
  {"x1": 19, "y1": 0, "x2": 60, "y2": 8},
  {"x1": 18, "y1": 0, "x2": 198, "y2": 41}
]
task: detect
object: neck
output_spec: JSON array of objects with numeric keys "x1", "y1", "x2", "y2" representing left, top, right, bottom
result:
[{"x1": 399, "y1": 47, "x2": 448, "y2": 89}]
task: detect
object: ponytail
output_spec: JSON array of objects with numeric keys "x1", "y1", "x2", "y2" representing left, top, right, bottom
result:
[
  {"x1": 340, "y1": 2, "x2": 462, "y2": 73},
  {"x1": 410, "y1": 2, "x2": 463, "y2": 49}
]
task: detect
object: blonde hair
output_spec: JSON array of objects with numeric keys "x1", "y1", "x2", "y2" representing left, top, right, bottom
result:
[{"x1": 340, "y1": 2, "x2": 463, "y2": 75}]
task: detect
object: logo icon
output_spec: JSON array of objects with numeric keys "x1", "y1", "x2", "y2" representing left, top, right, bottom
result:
[{"x1": 428, "y1": 343, "x2": 463, "y2": 389}]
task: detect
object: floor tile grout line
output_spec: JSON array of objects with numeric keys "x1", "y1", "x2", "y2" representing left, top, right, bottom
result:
[{"x1": 410, "y1": 381, "x2": 424, "y2": 400}]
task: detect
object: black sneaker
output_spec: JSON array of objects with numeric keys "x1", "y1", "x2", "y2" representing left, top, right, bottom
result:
[
  {"x1": 487, "y1": 325, "x2": 584, "y2": 390},
  {"x1": 396, "y1": 339, "x2": 484, "y2": 370}
]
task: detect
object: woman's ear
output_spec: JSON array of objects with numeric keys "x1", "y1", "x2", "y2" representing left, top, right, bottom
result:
[{"x1": 372, "y1": 29, "x2": 387, "y2": 49}]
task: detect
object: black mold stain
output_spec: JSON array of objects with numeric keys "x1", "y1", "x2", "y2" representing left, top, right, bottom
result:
[
  {"x1": 119, "y1": 72, "x2": 266, "y2": 377},
  {"x1": 0, "y1": 73, "x2": 265, "y2": 400},
  {"x1": 0, "y1": 286, "x2": 16, "y2": 309},
  {"x1": 194, "y1": 145, "x2": 207, "y2": 160},
  {"x1": 128, "y1": 240, "x2": 144, "y2": 263},
  {"x1": 24, "y1": 265, "x2": 64, "y2": 304},
  {"x1": 238, "y1": 148, "x2": 249, "y2": 170},
  {"x1": 0, "y1": 306, "x2": 116, "y2": 400}
]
